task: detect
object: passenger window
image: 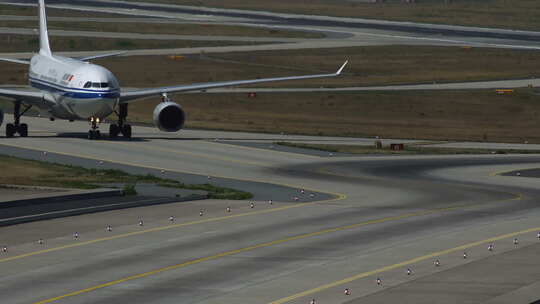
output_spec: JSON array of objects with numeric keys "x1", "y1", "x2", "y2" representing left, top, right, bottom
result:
[
  {"x1": 101, "y1": 82, "x2": 109, "y2": 88},
  {"x1": 84, "y1": 82, "x2": 91, "y2": 88}
]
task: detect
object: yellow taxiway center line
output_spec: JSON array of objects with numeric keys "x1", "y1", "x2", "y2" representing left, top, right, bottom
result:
[
  {"x1": 0, "y1": 142, "x2": 344, "y2": 264},
  {"x1": 490, "y1": 167, "x2": 540, "y2": 177},
  {"x1": 0, "y1": 196, "x2": 341, "y2": 264},
  {"x1": 4, "y1": 190, "x2": 510, "y2": 265},
  {"x1": 269, "y1": 226, "x2": 540, "y2": 304},
  {"x1": 0, "y1": 142, "x2": 523, "y2": 265},
  {"x1": 490, "y1": 168, "x2": 513, "y2": 177},
  {"x1": 31, "y1": 203, "x2": 514, "y2": 304},
  {"x1": 0, "y1": 142, "x2": 525, "y2": 267}
]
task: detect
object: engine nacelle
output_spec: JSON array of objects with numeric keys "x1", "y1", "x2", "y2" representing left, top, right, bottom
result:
[
  {"x1": 0, "y1": 109, "x2": 3, "y2": 127},
  {"x1": 153, "y1": 101, "x2": 186, "y2": 132}
]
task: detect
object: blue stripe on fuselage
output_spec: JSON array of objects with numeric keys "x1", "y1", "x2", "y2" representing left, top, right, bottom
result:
[{"x1": 30, "y1": 77, "x2": 120, "y2": 99}]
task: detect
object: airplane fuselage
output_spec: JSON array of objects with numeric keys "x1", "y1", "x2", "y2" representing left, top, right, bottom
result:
[
  {"x1": 29, "y1": 54, "x2": 120, "y2": 120},
  {"x1": 0, "y1": 0, "x2": 344, "y2": 139}
]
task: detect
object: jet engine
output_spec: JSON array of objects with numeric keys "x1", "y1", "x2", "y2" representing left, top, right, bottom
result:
[{"x1": 153, "y1": 101, "x2": 186, "y2": 132}]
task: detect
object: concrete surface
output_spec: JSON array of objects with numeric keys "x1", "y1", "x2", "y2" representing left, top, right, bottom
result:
[
  {"x1": 2, "y1": 0, "x2": 540, "y2": 62},
  {"x1": 0, "y1": 1, "x2": 540, "y2": 302},
  {"x1": 344, "y1": 243, "x2": 540, "y2": 304},
  {"x1": 5, "y1": 0, "x2": 540, "y2": 41},
  {"x1": 0, "y1": 117, "x2": 539, "y2": 304},
  {"x1": 0, "y1": 195, "x2": 186, "y2": 227}
]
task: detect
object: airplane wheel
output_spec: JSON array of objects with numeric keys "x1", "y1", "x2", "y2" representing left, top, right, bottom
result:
[
  {"x1": 19, "y1": 123, "x2": 28, "y2": 137},
  {"x1": 88, "y1": 130, "x2": 95, "y2": 140},
  {"x1": 95, "y1": 130, "x2": 101, "y2": 140},
  {"x1": 122, "y1": 124, "x2": 132, "y2": 139},
  {"x1": 109, "y1": 124, "x2": 119, "y2": 139},
  {"x1": 6, "y1": 123, "x2": 15, "y2": 138}
]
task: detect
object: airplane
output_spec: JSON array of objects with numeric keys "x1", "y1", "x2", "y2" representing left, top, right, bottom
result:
[{"x1": 0, "y1": 0, "x2": 347, "y2": 139}]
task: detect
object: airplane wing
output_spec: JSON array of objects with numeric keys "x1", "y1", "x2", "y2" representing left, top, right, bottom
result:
[
  {"x1": 77, "y1": 51, "x2": 127, "y2": 62},
  {"x1": 0, "y1": 58, "x2": 30, "y2": 65},
  {"x1": 120, "y1": 61, "x2": 348, "y2": 103},
  {"x1": 0, "y1": 87, "x2": 44, "y2": 105}
]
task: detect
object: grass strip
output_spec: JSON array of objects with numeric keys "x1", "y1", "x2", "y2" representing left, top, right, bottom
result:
[
  {"x1": 159, "y1": 182, "x2": 253, "y2": 200},
  {"x1": 0, "y1": 4, "x2": 133, "y2": 18},
  {"x1": 0, "y1": 154, "x2": 252, "y2": 200},
  {"x1": 0, "y1": 20, "x2": 323, "y2": 39},
  {"x1": 137, "y1": 0, "x2": 540, "y2": 31},
  {"x1": 0, "y1": 35, "x2": 257, "y2": 53}
]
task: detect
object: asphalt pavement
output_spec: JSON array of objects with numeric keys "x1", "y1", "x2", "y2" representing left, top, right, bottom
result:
[
  {"x1": 2, "y1": 0, "x2": 540, "y2": 62},
  {"x1": 0, "y1": 117, "x2": 540, "y2": 304},
  {"x1": 1, "y1": 1, "x2": 540, "y2": 302},
  {"x1": 4, "y1": 0, "x2": 540, "y2": 41}
]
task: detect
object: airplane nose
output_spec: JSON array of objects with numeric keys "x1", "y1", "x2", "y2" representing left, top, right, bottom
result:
[
  {"x1": 100, "y1": 91, "x2": 120, "y2": 99},
  {"x1": 105, "y1": 98, "x2": 117, "y2": 110}
]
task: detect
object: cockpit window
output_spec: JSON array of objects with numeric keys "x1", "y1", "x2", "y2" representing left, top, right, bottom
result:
[{"x1": 84, "y1": 82, "x2": 111, "y2": 89}]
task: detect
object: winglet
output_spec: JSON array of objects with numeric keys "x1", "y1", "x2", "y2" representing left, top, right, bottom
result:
[{"x1": 336, "y1": 60, "x2": 348, "y2": 75}]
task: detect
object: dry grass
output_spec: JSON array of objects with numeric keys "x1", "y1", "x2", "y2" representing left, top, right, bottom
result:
[
  {"x1": 0, "y1": 155, "x2": 252, "y2": 198},
  {"x1": 0, "y1": 34, "x2": 254, "y2": 53},
  {"x1": 127, "y1": 89, "x2": 540, "y2": 143},
  {"x1": 2, "y1": 1, "x2": 539, "y2": 30},
  {"x1": 0, "y1": 4, "x2": 130, "y2": 18},
  {"x1": 0, "y1": 157, "x2": 56, "y2": 185},
  {"x1": 197, "y1": 46, "x2": 540, "y2": 88},
  {"x1": 0, "y1": 155, "x2": 134, "y2": 189},
  {"x1": 77, "y1": 46, "x2": 540, "y2": 90},
  {"x1": 139, "y1": 0, "x2": 540, "y2": 30},
  {"x1": 3, "y1": 46, "x2": 540, "y2": 143},
  {"x1": 0, "y1": 20, "x2": 323, "y2": 39}
]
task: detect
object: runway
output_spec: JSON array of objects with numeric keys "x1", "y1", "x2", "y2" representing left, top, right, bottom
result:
[{"x1": 1, "y1": 117, "x2": 540, "y2": 304}]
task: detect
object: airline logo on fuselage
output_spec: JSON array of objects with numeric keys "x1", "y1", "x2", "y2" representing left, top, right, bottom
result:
[{"x1": 61, "y1": 73, "x2": 75, "y2": 86}]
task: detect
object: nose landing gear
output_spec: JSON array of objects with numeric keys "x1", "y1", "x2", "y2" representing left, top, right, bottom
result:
[
  {"x1": 109, "y1": 103, "x2": 132, "y2": 139},
  {"x1": 88, "y1": 117, "x2": 101, "y2": 140}
]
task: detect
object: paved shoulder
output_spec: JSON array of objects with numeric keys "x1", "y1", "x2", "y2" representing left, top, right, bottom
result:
[{"x1": 345, "y1": 243, "x2": 540, "y2": 304}]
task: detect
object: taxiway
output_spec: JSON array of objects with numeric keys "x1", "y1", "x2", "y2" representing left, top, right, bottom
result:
[
  {"x1": 1, "y1": 1, "x2": 540, "y2": 302},
  {"x1": 1, "y1": 117, "x2": 540, "y2": 304}
]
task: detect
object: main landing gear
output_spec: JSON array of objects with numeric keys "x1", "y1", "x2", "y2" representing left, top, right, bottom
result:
[
  {"x1": 6, "y1": 101, "x2": 31, "y2": 138},
  {"x1": 109, "y1": 103, "x2": 131, "y2": 139}
]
